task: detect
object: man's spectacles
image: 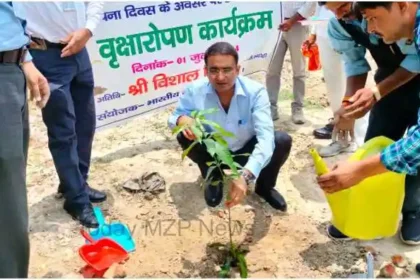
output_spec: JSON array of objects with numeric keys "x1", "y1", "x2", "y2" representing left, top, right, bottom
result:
[{"x1": 207, "y1": 67, "x2": 234, "y2": 75}]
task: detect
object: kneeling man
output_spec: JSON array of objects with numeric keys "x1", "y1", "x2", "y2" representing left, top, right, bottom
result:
[{"x1": 168, "y1": 42, "x2": 292, "y2": 211}]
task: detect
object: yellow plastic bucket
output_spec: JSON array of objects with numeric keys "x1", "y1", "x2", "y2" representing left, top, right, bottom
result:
[{"x1": 326, "y1": 136, "x2": 406, "y2": 240}]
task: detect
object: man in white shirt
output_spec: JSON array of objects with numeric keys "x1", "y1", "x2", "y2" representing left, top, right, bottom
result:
[
  {"x1": 266, "y1": 2, "x2": 316, "y2": 124},
  {"x1": 17, "y1": 2, "x2": 106, "y2": 228},
  {"x1": 304, "y1": 4, "x2": 369, "y2": 156}
]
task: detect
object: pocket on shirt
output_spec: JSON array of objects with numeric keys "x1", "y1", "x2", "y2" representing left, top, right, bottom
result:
[{"x1": 236, "y1": 119, "x2": 252, "y2": 140}]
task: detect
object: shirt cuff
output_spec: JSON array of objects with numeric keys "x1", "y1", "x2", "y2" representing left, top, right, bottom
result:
[
  {"x1": 244, "y1": 157, "x2": 264, "y2": 178},
  {"x1": 168, "y1": 113, "x2": 181, "y2": 130},
  {"x1": 344, "y1": 60, "x2": 371, "y2": 77},
  {"x1": 400, "y1": 55, "x2": 420, "y2": 73},
  {"x1": 85, "y1": 21, "x2": 98, "y2": 36},
  {"x1": 23, "y1": 49, "x2": 32, "y2": 62},
  {"x1": 380, "y1": 146, "x2": 418, "y2": 176}
]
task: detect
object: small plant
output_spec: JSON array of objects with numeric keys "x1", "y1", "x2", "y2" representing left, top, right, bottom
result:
[{"x1": 172, "y1": 108, "x2": 249, "y2": 278}]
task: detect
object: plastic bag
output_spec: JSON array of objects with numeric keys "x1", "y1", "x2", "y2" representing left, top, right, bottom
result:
[{"x1": 301, "y1": 43, "x2": 322, "y2": 71}]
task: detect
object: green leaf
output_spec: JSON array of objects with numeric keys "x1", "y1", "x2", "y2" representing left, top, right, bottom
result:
[
  {"x1": 203, "y1": 138, "x2": 217, "y2": 157},
  {"x1": 195, "y1": 118, "x2": 205, "y2": 132},
  {"x1": 171, "y1": 124, "x2": 187, "y2": 135},
  {"x1": 204, "y1": 166, "x2": 216, "y2": 183},
  {"x1": 191, "y1": 110, "x2": 198, "y2": 118},
  {"x1": 237, "y1": 253, "x2": 248, "y2": 278},
  {"x1": 202, "y1": 120, "x2": 235, "y2": 138},
  {"x1": 211, "y1": 180, "x2": 221, "y2": 186},
  {"x1": 182, "y1": 141, "x2": 198, "y2": 160},
  {"x1": 213, "y1": 134, "x2": 228, "y2": 147},
  {"x1": 233, "y1": 162, "x2": 244, "y2": 169},
  {"x1": 199, "y1": 108, "x2": 219, "y2": 116},
  {"x1": 206, "y1": 161, "x2": 215, "y2": 166},
  {"x1": 190, "y1": 125, "x2": 203, "y2": 141},
  {"x1": 212, "y1": 141, "x2": 237, "y2": 174},
  {"x1": 218, "y1": 262, "x2": 231, "y2": 278}
]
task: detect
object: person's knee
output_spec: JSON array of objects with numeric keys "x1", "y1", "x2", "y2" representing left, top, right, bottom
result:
[{"x1": 274, "y1": 131, "x2": 292, "y2": 154}]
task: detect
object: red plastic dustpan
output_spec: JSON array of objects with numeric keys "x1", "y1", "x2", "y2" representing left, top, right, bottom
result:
[{"x1": 79, "y1": 229, "x2": 128, "y2": 271}]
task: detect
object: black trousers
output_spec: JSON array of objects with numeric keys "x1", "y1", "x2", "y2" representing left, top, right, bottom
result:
[
  {"x1": 366, "y1": 70, "x2": 420, "y2": 214},
  {"x1": 0, "y1": 64, "x2": 30, "y2": 277},
  {"x1": 31, "y1": 48, "x2": 95, "y2": 206},
  {"x1": 177, "y1": 130, "x2": 292, "y2": 192}
]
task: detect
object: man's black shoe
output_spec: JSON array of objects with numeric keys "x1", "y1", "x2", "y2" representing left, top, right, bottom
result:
[
  {"x1": 313, "y1": 119, "x2": 334, "y2": 139},
  {"x1": 87, "y1": 186, "x2": 107, "y2": 203},
  {"x1": 63, "y1": 202, "x2": 99, "y2": 228},
  {"x1": 256, "y1": 188, "x2": 287, "y2": 212},
  {"x1": 58, "y1": 185, "x2": 107, "y2": 203},
  {"x1": 204, "y1": 180, "x2": 223, "y2": 207}
]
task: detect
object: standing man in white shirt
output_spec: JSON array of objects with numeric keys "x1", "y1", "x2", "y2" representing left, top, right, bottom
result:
[
  {"x1": 266, "y1": 2, "x2": 316, "y2": 124},
  {"x1": 304, "y1": 4, "x2": 369, "y2": 156},
  {"x1": 17, "y1": 2, "x2": 106, "y2": 228}
]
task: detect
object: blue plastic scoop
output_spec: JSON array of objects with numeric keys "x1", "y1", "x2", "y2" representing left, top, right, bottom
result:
[
  {"x1": 89, "y1": 206, "x2": 136, "y2": 253},
  {"x1": 348, "y1": 252, "x2": 375, "y2": 278}
]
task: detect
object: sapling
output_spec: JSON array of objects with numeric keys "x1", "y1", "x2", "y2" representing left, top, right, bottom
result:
[{"x1": 172, "y1": 108, "x2": 249, "y2": 278}]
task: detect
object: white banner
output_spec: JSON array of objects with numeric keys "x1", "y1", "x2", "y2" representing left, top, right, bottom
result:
[{"x1": 86, "y1": 1, "x2": 282, "y2": 130}]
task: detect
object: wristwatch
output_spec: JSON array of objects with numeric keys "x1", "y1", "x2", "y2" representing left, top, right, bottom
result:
[{"x1": 240, "y1": 170, "x2": 256, "y2": 186}]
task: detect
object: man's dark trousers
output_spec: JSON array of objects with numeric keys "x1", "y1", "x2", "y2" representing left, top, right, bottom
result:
[
  {"x1": 30, "y1": 47, "x2": 94, "y2": 207},
  {"x1": 0, "y1": 64, "x2": 30, "y2": 277},
  {"x1": 177, "y1": 130, "x2": 292, "y2": 194}
]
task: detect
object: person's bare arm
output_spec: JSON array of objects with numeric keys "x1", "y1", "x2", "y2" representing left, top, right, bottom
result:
[{"x1": 344, "y1": 73, "x2": 368, "y2": 98}]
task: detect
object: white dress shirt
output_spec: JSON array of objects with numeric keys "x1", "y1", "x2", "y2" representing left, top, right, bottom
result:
[
  {"x1": 282, "y1": 1, "x2": 316, "y2": 19},
  {"x1": 310, "y1": 4, "x2": 335, "y2": 38},
  {"x1": 15, "y1": 1, "x2": 104, "y2": 43}
]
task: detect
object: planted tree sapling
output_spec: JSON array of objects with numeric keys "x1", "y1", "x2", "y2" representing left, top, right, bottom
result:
[{"x1": 172, "y1": 108, "x2": 249, "y2": 278}]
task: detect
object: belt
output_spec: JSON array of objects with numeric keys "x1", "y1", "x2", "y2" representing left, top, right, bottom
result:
[
  {"x1": 0, "y1": 48, "x2": 27, "y2": 65},
  {"x1": 30, "y1": 37, "x2": 67, "y2": 50}
]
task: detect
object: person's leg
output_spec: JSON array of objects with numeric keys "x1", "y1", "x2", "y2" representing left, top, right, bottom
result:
[
  {"x1": 266, "y1": 34, "x2": 288, "y2": 121},
  {"x1": 233, "y1": 131, "x2": 292, "y2": 211},
  {"x1": 70, "y1": 48, "x2": 106, "y2": 203},
  {"x1": 313, "y1": 36, "x2": 345, "y2": 139},
  {"x1": 286, "y1": 24, "x2": 307, "y2": 124},
  {"x1": 392, "y1": 81, "x2": 420, "y2": 245},
  {"x1": 31, "y1": 49, "x2": 97, "y2": 228},
  {"x1": 176, "y1": 133, "x2": 224, "y2": 207},
  {"x1": 0, "y1": 64, "x2": 30, "y2": 277}
]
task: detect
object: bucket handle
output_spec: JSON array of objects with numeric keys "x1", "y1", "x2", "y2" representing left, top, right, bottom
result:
[
  {"x1": 349, "y1": 136, "x2": 394, "y2": 162},
  {"x1": 81, "y1": 229, "x2": 95, "y2": 244}
]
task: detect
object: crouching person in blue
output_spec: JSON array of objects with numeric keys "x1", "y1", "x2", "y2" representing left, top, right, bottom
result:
[{"x1": 168, "y1": 42, "x2": 292, "y2": 210}]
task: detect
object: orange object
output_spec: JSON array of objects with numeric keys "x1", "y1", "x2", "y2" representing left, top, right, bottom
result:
[
  {"x1": 301, "y1": 43, "x2": 322, "y2": 71},
  {"x1": 79, "y1": 229, "x2": 128, "y2": 272}
]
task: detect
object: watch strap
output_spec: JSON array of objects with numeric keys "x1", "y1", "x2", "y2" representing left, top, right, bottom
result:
[{"x1": 240, "y1": 170, "x2": 256, "y2": 185}]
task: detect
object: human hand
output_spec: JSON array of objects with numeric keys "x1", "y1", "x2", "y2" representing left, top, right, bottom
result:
[
  {"x1": 177, "y1": 115, "x2": 196, "y2": 141},
  {"x1": 60, "y1": 28, "x2": 92, "y2": 57},
  {"x1": 333, "y1": 106, "x2": 355, "y2": 143},
  {"x1": 343, "y1": 87, "x2": 376, "y2": 119},
  {"x1": 317, "y1": 160, "x2": 367, "y2": 193},
  {"x1": 21, "y1": 61, "x2": 50, "y2": 109},
  {"x1": 279, "y1": 19, "x2": 294, "y2": 32},
  {"x1": 303, "y1": 34, "x2": 317, "y2": 47},
  {"x1": 225, "y1": 176, "x2": 247, "y2": 208}
]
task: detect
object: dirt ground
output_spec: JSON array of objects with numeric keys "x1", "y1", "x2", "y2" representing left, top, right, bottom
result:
[{"x1": 26, "y1": 52, "x2": 420, "y2": 278}]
